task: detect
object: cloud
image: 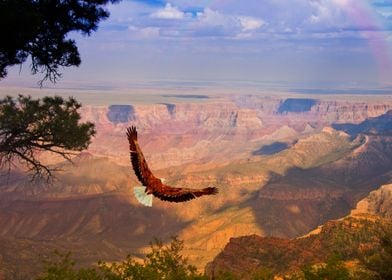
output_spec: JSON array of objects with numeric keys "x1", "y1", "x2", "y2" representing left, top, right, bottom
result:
[
  {"x1": 192, "y1": 8, "x2": 265, "y2": 37},
  {"x1": 196, "y1": 8, "x2": 231, "y2": 26},
  {"x1": 139, "y1": 27, "x2": 161, "y2": 38},
  {"x1": 306, "y1": 0, "x2": 390, "y2": 31},
  {"x1": 331, "y1": 0, "x2": 352, "y2": 8},
  {"x1": 150, "y1": 3, "x2": 187, "y2": 19},
  {"x1": 238, "y1": 16, "x2": 264, "y2": 31},
  {"x1": 308, "y1": 0, "x2": 349, "y2": 26},
  {"x1": 102, "y1": 0, "x2": 389, "y2": 42}
]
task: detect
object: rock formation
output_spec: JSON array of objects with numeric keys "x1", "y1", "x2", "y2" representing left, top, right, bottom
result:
[{"x1": 0, "y1": 93, "x2": 392, "y2": 278}]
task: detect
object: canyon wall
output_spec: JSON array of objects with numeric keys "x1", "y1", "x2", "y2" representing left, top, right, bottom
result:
[
  {"x1": 80, "y1": 95, "x2": 392, "y2": 170},
  {"x1": 1, "y1": 94, "x2": 392, "y2": 278}
]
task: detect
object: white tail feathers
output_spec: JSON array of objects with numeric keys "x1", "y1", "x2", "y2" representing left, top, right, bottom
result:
[{"x1": 134, "y1": 186, "x2": 153, "y2": 207}]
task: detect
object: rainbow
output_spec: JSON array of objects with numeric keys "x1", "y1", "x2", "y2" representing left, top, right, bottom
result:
[
  {"x1": 204, "y1": 0, "x2": 392, "y2": 85},
  {"x1": 344, "y1": 1, "x2": 392, "y2": 85}
]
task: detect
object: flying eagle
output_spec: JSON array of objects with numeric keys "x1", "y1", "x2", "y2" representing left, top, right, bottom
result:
[{"x1": 127, "y1": 126, "x2": 218, "y2": 206}]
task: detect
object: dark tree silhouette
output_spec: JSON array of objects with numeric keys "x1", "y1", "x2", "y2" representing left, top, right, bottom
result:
[
  {"x1": 0, "y1": 95, "x2": 96, "y2": 180},
  {"x1": 0, "y1": 0, "x2": 120, "y2": 85}
]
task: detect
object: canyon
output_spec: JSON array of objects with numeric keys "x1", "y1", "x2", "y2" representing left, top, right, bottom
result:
[{"x1": 0, "y1": 90, "x2": 392, "y2": 278}]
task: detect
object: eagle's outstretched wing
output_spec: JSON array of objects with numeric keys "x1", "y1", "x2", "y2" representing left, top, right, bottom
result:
[
  {"x1": 152, "y1": 185, "x2": 218, "y2": 203},
  {"x1": 127, "y1": 126, "x2": 218, "y2": 203},
  {"x1": 126, "y1": 126, "x2": 159, "y2": 186}
]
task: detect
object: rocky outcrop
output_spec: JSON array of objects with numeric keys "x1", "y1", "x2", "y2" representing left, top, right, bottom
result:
[
  {"x1": 333, "y1": 109, "x2": 392, "y2": 137},
  {"x1": 205, "y1": 214, "x2": 392, "y2": 279},
  {"x1": 351, "y1": 184, "x2": 392, "y2": 218},
  {"x1": 206, "y1": 176, "x2": 392, "y2": 279}
]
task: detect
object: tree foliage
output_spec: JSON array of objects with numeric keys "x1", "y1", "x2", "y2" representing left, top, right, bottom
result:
[
  {"x1": 0, "y1": 95, "x2": 95, "y2": 180},
  {"x1": 36, "y1": 251, "x2": 103, "y2": 280},
  {"x1": 0, "y1": 0, "x2": 120, "y2": 85},
  {"x1": 300, "y1": 255, "x2": 350, "y2": 280},
  {"x1": 37, "y1": 237, "x2": 207, "y2": 280},
  {"x1": 362, "y1": 234, "x2": 392, "y2": 279},
  {"x1": 99, "y1": 237, "x2": 206, "y2": 280}
]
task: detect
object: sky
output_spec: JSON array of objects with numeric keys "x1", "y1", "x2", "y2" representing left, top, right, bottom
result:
[{"x1": 3, "y1": 0, "x2": 392, "y2": 90}]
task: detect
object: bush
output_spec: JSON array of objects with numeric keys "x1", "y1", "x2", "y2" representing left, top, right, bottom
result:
[{"x1": 37, "y1": 237, "x2": 207, "y2": 280}]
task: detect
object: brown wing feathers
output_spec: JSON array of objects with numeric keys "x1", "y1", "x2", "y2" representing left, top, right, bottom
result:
[
  {"x1": 153, "y1": 186, "x2": 218, "y2": 203},
  {"x1": 127, "y1": 126, "x2": 218, "y2": 203},
  {"x1": 126, "y1": 126, "x2": 156, "y2": 186}
]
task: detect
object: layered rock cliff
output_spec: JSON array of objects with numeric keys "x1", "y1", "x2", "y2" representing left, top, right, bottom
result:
[
  {"x1": 205, "y1": 214, "x2": 392, "y2": 279},
  {"x1": 79, "y1": 96, "x2": 392, "y2": 171},
  {"x1": 351, "y1": 183, "x2": 392, "y2": 218}
]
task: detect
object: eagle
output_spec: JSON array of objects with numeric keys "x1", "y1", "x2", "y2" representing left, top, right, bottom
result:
[{"x1": 126, "y1": 126, "x2": 218, "y2": 206}]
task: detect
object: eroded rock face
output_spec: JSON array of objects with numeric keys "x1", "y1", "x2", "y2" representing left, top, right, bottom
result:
[
  {"x1": 79, "y1": 97, "x2": 392, "y2": 170},
  {"x1": 333, "y1": 109, "x2": 392, "y2": 137},
  {"x1": 84, "y1": 98, "x2": 392, "y2": 133},
  {"x1": 351, "y1": 184, "x2": 392, "y2": 218},
  {"x1": 233, "y1": 95, "x2": 392, "y2": 122},
  {"x1": 205, "y1": 215, "x2": 392, "y2": 279}
]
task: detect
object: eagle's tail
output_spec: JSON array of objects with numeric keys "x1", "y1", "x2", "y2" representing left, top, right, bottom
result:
[{"x1": 134, "y1": 186, "x2": 153, "y2": 207}]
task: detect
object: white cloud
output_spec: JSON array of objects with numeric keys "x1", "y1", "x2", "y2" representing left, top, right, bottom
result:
[
  {"x1": 307, "y1": 0, "x2": 369, "y2": 28},
  {"x1": 191, "y1": 8, "x2": 241, "y2": 37},
  {"x1": 193, "y1": 8, "x2": 265, "y2": 37},
  {"x1": 196, "y1": 8, "x2": 231, "y2": 26},
  {"x1": 238, "y1": 16, "x2": 264, "y2": 31},
  {"x1": 309, "y1": 2, "x2": 332, "y2": 23},
  {"x1": 308, "y1": 0, "x2": 344, "y2": 25},
  {"x1": 150, "y1": 3, "x2": 186, "y2": 20},
  {"x1": 331, "y1": 0, "x2": 351, "y2": 8},
  {"x1": 139, "y1": 27, "x2": 160, "y2": 38}
]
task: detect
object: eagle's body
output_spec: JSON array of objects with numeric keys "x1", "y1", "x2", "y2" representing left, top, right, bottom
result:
[{"x1": 126, "y1": 126, "x2": 218, "y2": 205}]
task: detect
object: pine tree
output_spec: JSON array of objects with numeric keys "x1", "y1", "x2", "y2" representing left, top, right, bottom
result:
[{"x1": 0, "y1": 95, "x2": 95, "y2": 180}]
